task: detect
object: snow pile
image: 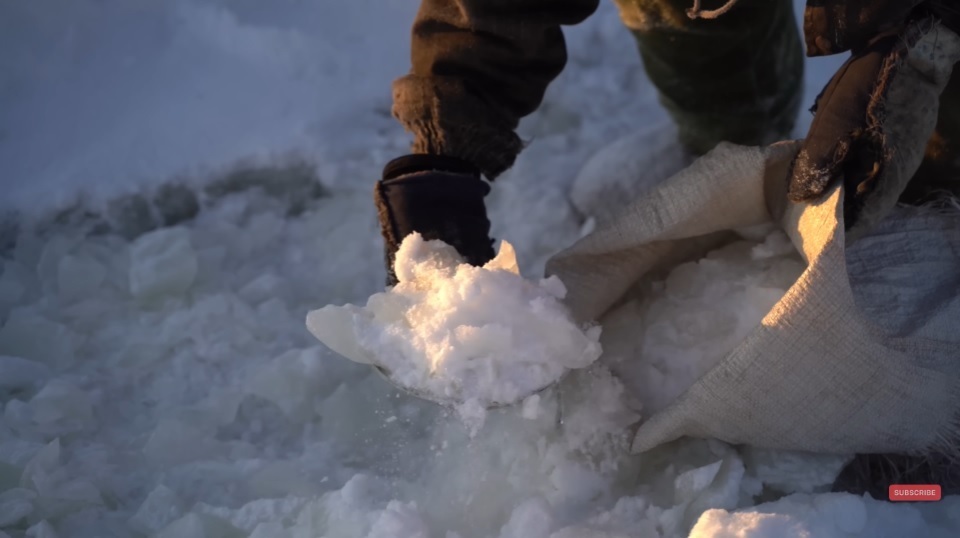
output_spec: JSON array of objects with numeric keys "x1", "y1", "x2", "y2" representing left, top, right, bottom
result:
[
  {"x1": 600, "y1": 230, "x2": 805, "y2": 414},
  {"x1": 307, "y1": 234, "x2": 602, "y2": 425}
]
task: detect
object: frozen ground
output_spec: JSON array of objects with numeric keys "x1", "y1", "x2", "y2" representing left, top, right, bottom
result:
[{"x1": 1, "y1": 0, "x2": 958, "y2": 537}]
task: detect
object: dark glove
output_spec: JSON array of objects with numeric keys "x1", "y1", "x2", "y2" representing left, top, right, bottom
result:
[
  {"x1": 789, "y1": 7, "x2": 960, "y2": 237},
  {"x1": 374, "y1": 154, "x2": 496, "y2": 286}
]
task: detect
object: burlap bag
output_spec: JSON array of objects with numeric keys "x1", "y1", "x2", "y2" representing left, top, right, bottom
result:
[{"x1": 546, "y1": 140, "x2": 960, "y2": 456}]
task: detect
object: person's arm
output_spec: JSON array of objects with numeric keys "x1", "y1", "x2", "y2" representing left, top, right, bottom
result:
[
  {"x1": 790, "y1": 1, "x2": 960, "y2": 237},
  {"x1": 392, "y1": 0, "x2": 600, "y2": 180},
  {"x1": 803, "y1": 0, "x2": 924, "y2": 57}
]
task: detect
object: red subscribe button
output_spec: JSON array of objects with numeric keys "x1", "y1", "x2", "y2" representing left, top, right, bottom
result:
[{"x1": 889, "y1": 485, "x2": 942, "y2": 502}]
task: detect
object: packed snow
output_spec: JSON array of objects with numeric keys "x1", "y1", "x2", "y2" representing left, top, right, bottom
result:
[
  {"x1": 306, "y1": 234, "x2": 602, "y2": 425},
  {"x1": 2, "y1": 0, "x2": 959, "y2": 537}
]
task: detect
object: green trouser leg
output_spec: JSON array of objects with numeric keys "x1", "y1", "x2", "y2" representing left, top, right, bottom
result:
[{"x1": 613, "y1": 0, "x2": 804, "y2": 155}]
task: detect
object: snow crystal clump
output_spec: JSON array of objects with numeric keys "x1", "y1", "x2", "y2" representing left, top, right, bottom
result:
[
  {"x1": 128, "y1": 484, "x2": 187, "y2": 534},
  {"x1": 57, "y1": 254, "x2": 107, "y2": 303},
  {"x1": 600, "y1": 231, "x2": 805, "y2": 414},
  {"x1": 128, "y1": 227, "x2": 199, "y2": 301},
  {"x1": 306, "y1": 234, "x2": 602, "y2": 418},
  {"x1": 26, "y1": 380, "x2": 94, "y2": 435},
  {"x1": 0, "y1": 356, "x2": 51, "y2": 396},
  {"x1": 0, "y1": 313, "x2": 75, "y2": 369}
]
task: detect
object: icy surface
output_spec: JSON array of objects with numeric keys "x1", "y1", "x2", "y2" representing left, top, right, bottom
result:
[
  {"x1": 1, "y1": 0, "x2": 956, "y2": 537},
  {"x1": 306, "y1": 234, "x2": 602, "y2": 420}
]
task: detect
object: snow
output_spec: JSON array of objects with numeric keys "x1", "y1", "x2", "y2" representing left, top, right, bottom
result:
[
  {"x1": 600, "y1": 231, "x2": 805, "y2": 415},
  {"x1": 128, "y1": 484, "x2": 187, "y2": 534},
  {"x1": 0, "y1": 357, "x2": 51, "y2": 397},
  {"x1": 1, "y1": 0, "x2": 957, "y2": 537},
  {"x1": 306, "y1": 234, "x2": 602, "y2": 424},
  {"x1": 691, "y1": 494, "x2": 960, "y2": 538},
  {"x1": 128, "y1": 227, "x2": 199, "y2": 301}
]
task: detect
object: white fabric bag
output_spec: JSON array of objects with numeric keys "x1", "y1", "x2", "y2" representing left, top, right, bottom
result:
[{"x1": 546, "y1": 140, "x2": 960, "y2": 456}]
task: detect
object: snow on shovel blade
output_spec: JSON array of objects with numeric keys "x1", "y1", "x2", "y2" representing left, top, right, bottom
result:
[{"x1": 305, "y1": 234, "x2": 602, "y2": 410}]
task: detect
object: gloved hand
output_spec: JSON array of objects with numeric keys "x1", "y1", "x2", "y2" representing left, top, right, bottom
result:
[
  {"x1": 374, "y1": 154, "x2": 496, "y2": 286},
  {"x1": 789, "y1": 2, "x2": 960, "y2": 239}
]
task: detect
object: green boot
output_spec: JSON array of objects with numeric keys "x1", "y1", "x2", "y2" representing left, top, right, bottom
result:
[{"x1": 613, "y1": 0, "x2": 805, "y2": 154}]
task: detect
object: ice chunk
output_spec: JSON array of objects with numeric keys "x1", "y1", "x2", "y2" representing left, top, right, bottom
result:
[
  {"x1": 0, "y1": 312, "x2": 75, "y2": 368},
  {"x1": 245, "y1": 212, "x2": 285, "y2": 251},
  {"x1": 36, "y1": 235, "x2": 78, "y2": 294},
  {"x1": 0, "y1": 488, "x2": 35, "y2": 527},
  {"x1": 293, "y1": 475, "x2": 389, "y2": 537},
  {"x1": 156, "y1": 293, "x2": 259, "y2": 363},
  {"x1": 249, "y1": 522, "x2": 290, "y2": 538},
  {"x1": 306, "y1": 234, "x2": 602, "y2": 412},
  {"x1": 245, "y1": 348, "x2": 336, "y2": 418},
  {"x1": 316, "y1": 377, "x2": 390, "y2": 444},
  {"x1": 683, "y1": 456, "x2": 747, "y2": 525},
  {"x1": 0, "y1": 461, "x2": 20, "y2": 491},
  {"x1": 57, "y1": 254, "x2": 106, "y2": 303},
  {"x1": 143, "y1": 419, "x2": 221, "y2": 465},
  {"x1": 600, "y1": 232, "x2": 804, "y2": 415},
  {"x1": 194, "y1": 498, "x2": 309, "y2": 533},
  {"x1": 4, "y1": 399, "x2": 32, "y2": 431},
  {"x1": 25, "y1": 520, "x2": 58, "y2": 538},
  {"x1": 548, "y1": 461, "x2": 607, "y2": 506},
  {"x1": 0, "y1": 355, "x2": 52, "y2": 394},
  {"x1": 76, "y1": 235, "x2": 131, "y2": 287},
  {"x1": 675, "y1": 461, "x2": 723, "y2": 501},
  {"x1": 169, "y1": 390, "x2": 244, "y2": 431},
  {"x1": 110, "y1": 341, "x2": 167, "y2": 369},
  {"x1": 304, "y1": 305, "x2": 375, "y2": 366},
  {"x1": 28, "y1": 380, "x2": 94, "y2": 433},
  {"x1": 520, "y1": 394, "x2": 542, "y2": 420},
  {"x1": 499, "y1": 497, "x2": 553, "y2": 538},
  {"x1": 34, "y1": 479, "x2": 103, "y2": 522},
  {"x1": 367, "y1": 501, "x2": 429, "y2": 538},
  {"x1": 814, "y1": 494, "x2": 866, "y2": 534},
  {"x1": 0, "y1": 260, "x2": 33, "y2": 315},
  {"x1": 156, "y1": 512, "x2": 244, "y2": 538},
  {"x1": 128, "y1": 227, "x2": 198, "y2": 300},
  {"x1": 248, "y1": 461, "x2": 319, "y2": 498},
  {"x1": 128, "y1": 484, "x2": 187, "y2": 534},
  {"x1": 565, "y1": 367, "x2": 640, "y2": 441},
  {"x1": 20, "y1": 439, "x2": 60, "y2": 490},
  {"x1": 237, "y1": 272, "x2": 285, "y2": 305},
  {"x1": 743, "y1": 447, "x2": 851, "y2": 494},
  {"x1": 55, "y1": 479, "x2": 102, "y2": 505},
  {"x1": 202, "y1": 391, "x2": 244, "y2": 426},
  {"x1": 256, "y1": 296, "x2": 297, "y2": 334}
]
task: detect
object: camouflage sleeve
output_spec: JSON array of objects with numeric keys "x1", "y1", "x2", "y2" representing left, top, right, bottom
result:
[
  {"x1": 803, "y1": 0, "x2": 924, "y2": 56},
  {"x1": 391, "y1": 0, "x2": 600, "y2": 180}
]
